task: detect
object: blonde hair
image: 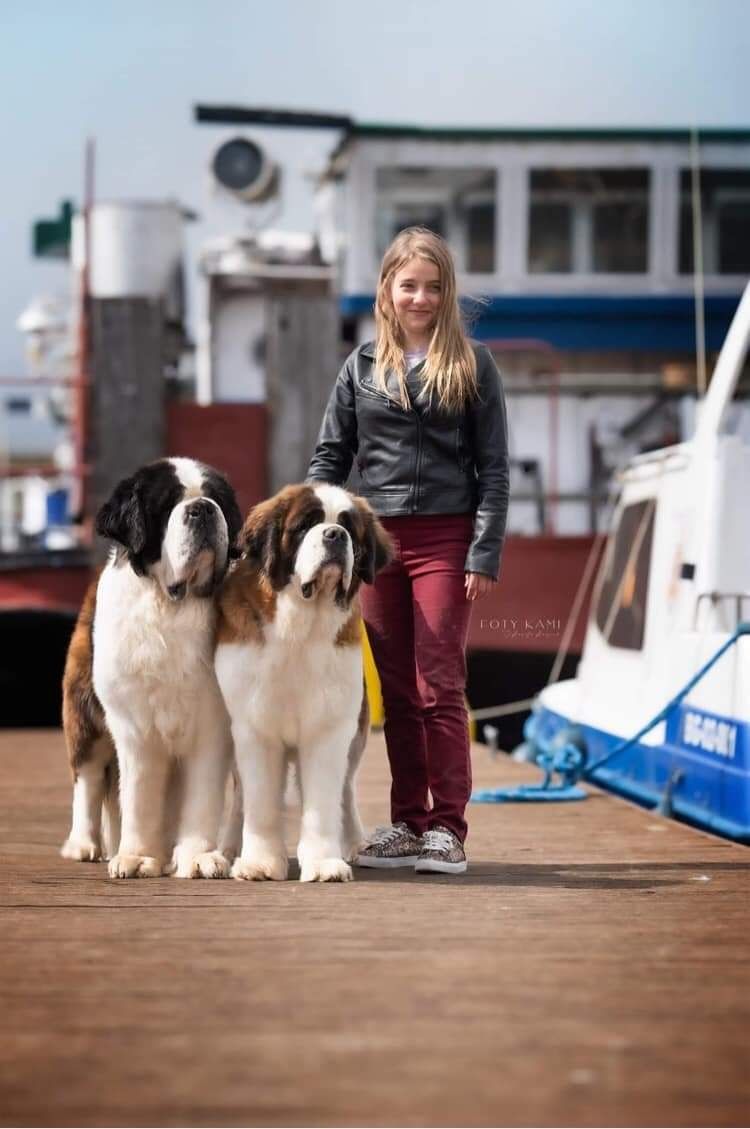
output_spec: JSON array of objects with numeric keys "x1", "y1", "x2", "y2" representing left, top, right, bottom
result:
[{"x1": 374, "y1": 227, "x2": 478, "y2": 413}]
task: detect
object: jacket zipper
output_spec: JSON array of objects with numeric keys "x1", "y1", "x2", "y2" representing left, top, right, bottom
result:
[
  {"x1": 402, "y1": 365, "x2": 423, "y2": 511},
  {"x1": 412, "y1": 414, "x2": 423, "y2": 513}
]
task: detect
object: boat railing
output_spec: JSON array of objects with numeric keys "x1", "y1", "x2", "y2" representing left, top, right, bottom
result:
[
  {"x1": 618, "y1": 443, "x2": 691, "y2": 480},
  {"x1": 693, "y1": 590, "x2": 750, "y2": 630}
]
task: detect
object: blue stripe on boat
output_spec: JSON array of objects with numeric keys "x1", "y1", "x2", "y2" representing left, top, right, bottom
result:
[
  {"x1": 533, "y1": 703, "x2": 750, "y2": 842},
  {"x1": 339, "y1": 293, "x2": 743, "y2": 352}
]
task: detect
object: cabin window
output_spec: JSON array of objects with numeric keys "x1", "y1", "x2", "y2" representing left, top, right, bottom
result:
[
  {"x1": 375, "y1": 200, "x2": 446, "y2": 259},
  {"x1": 528, "y1": 202, "x2": 572, "y2": 272},
  {"x1": 592, "y1": 198, "x2": 649, "y2": 272},
  {"x1": 594, "y1": 498, "x2": 655, "y2": 651},
  {"x1": 465, "y1": 198, "x2": 496, "y2": 272},
  {"x1": 678, "y1": 168, "x2": 750, "y2": 275},
  {"x1": 374, "y1": 167, "x2": 496, "y2": 272},
  {"x1": 528, "y1": 168, "x2": 650, "y2": 274}
]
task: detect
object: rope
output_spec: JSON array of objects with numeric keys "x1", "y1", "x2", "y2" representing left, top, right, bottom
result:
[
  {"x1": 584, "y1": 621, "x2": 750, "y2": 777},
  {"x1": 471, "y1": 622, "x2": 749, "y2": 805},
  {"x1": 469, "y1": 483, "x2": 617, "y2": 722},
  {"x1": 546, "y1": 507, "x2": 613, "y2": 686},
  {"x1": 470, "y1": 698, "x2": 535, "y2": 722}
]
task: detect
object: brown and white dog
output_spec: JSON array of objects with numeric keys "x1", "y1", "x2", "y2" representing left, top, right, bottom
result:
[
  {"x1": 61, "y1": 457, "x2": 241, "y2": 879},
  {"x1": 215, "y1": 483, "x2": 393, "y2": 883}
]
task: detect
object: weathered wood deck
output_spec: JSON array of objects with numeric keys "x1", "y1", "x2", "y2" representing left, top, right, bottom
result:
[{"x1": 2, "y1": 728, "x2": 749, "y2": 1128}]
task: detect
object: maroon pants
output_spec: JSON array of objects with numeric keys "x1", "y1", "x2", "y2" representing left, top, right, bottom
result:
[{"x1": 359, "y1": 514, "x2": 475, "y2": 843}]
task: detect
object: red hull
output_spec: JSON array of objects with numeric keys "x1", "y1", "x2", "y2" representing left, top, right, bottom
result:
[
  {"x1": 2, "y1": 534, "x2": 601, "y2": 657},
  {"x1": 0, "y1": 562, "x2": 91, "y2": 614},
  {"x1": 467, "y1": 534, "x2": 600, "y2": 655},
  {"x1": 0, "y1": 402, "x2": 270, "y2": 615}
]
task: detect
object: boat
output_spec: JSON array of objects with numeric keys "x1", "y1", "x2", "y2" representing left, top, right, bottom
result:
[
  {"x1": 505, "y1": 282, "x2": 750, "y2": 841},
  {"x1": 5, "y1": 112, "x2": 750, "y2": 740}
]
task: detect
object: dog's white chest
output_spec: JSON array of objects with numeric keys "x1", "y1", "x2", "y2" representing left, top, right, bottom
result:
[
  {"x1": 93, "y1": 564, "x2": 217, "y2": 743},
  {"x1": 216, "y1": 598, "x2": 362, "y2": 748}
]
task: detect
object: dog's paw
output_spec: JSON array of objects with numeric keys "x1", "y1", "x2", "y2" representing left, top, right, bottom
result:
[
  {"x1": 61, "y1": 836, "x2": 102, "y2": 862},
  {"x1": 108, "y1": 854, "x2": 163, "y2": 879},
  {"x1": 173, "y1": 849, "x2": 230, "y2": 880},
  {"x1": 299, "y1": 857, "x2": 353, "y2": 883},
  {"x1": 232, "y1": 853, "x2": 288, "y2": 882}
]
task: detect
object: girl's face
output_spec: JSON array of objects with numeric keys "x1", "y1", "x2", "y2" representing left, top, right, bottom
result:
[{"x1": 390, "y1": 256, "x2": 442, "y2": 344}]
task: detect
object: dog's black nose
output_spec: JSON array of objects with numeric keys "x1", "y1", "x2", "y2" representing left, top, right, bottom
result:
[
  {"x1": 323, "y1": 525, "x2": 347, "y2": 544},
  {"x1": 185, "y1": 498, "x2": 214, "y2": 524}
]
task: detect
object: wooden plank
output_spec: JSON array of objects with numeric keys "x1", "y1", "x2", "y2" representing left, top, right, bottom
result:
[
  {"x1": 1, "y1": 728, "x2": 749, "y2": 1127},
  {"x1": 264, "y1": 282, "x2": 340, "y2": 494}
]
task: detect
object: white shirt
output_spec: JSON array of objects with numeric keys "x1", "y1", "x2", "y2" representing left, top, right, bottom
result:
[{"x1": 405, "y1": 348, "x2": 427, "y2": 370}]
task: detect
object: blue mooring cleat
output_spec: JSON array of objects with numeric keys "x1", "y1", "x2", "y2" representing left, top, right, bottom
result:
[{"x1": 472, "y1": 718, "x2": 588, "y2": 803}]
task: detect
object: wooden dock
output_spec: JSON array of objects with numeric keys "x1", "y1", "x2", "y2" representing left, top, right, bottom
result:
[{"x1": 2, "y1": 728, "x2": 749, "y2": 1128}]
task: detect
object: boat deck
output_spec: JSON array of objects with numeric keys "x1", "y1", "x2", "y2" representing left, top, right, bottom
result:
[{"x1": 2, "y1": 728, "x2": 749, "y2": 1128}]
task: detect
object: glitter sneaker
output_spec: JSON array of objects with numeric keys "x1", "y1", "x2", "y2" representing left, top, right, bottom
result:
[
  {"x1": 355, "y1": 822, "x2": 423, "y2": 868},
  {"x1": 415, "y1": 826, "x2": 467, "y2": 874}
]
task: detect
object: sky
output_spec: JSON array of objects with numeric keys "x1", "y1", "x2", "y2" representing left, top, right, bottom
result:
[{"x1": 1, "y1": 0, "x2": 748, "y2": 373}]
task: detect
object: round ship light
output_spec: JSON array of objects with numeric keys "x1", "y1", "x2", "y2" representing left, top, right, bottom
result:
[{"x1": 211, "y1": 137, "x2": 278, "y2": 203}]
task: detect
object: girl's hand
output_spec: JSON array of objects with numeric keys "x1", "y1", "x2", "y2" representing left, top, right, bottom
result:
[{"x1": 464, "y1": 572, "x2": 496, "y2": 601}]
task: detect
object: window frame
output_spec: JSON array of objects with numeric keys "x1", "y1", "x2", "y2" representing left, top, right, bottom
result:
[
  {"x1": 594, "y1": 498, "x2": 656, "y2": 652},
  {"x1": 372, "y1": 165, "x2": 498, "y2": 274},
  {"x1": 527, "y1": 167, "x2": 651, "y2": 277}
]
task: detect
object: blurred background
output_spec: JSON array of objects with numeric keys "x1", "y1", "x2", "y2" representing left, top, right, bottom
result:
[{"x1": 1, "y1": 0, "x2": 748, "y2": 730}]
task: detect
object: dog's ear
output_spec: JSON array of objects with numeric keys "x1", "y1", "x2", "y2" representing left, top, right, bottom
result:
[
  {"x1": 95, "y1": 475, "x2": 147, "y2": 560},
  {"x1": 226, "y1": 495, "x2": 244, "y2": 559},
  {"x1": 238, "y1": 492, "x2": 293, "y2": 590},
  {"x1": 354, "y1": 500, "x2": 394, "y2": 584},
  {"x1": 203, "y1": 469, "x2": 243, "y2": 559}
]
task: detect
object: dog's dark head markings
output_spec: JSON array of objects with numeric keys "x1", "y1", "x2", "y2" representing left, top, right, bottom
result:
[
  {"x1": 95, "y1": 457, "x2": 242, "y2": 599},
  {"x1": 238, "y1": 483, "x2": 393, "y2": 606}
]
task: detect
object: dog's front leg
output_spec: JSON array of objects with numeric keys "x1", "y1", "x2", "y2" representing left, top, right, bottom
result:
[
  {"x1": 172, "y1": 713, "x2": 232, "y2": 879},
  {"x1": 297, "y1": 721, "x2": 354, "y2": 883},
  {"x1": 231, "y1": 726, "x2": 288, "y2": 881},
  {"x1": 108, "y1": 728, "x2": 169, "y2": 879}
]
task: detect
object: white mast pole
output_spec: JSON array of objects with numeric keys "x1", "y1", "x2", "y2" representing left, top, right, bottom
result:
[{"x1": 692, "y1": 281, "x2": 750, "y2": 455}]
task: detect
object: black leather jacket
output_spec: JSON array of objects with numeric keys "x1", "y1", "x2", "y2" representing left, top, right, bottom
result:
[{"x1": 306, "y1": 340, "x2": 510, "y2": 579}]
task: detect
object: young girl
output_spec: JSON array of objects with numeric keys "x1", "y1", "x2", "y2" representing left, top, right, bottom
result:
[{"x1": 306, "y1": 227, "x2": 509, "y2": 874}]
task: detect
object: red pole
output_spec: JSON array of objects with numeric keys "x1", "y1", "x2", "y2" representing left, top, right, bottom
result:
[{"x1": 547, "y1": 369, "x2": 559, "y2": 535}]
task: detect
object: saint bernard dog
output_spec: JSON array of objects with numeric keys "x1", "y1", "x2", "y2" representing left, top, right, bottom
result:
[
  {"x1": 61, "y1": 457, "x2": 242, "y2": 879},
  {"x1": 215, "y1": 483, "x2": 393, "y2": 883}
]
